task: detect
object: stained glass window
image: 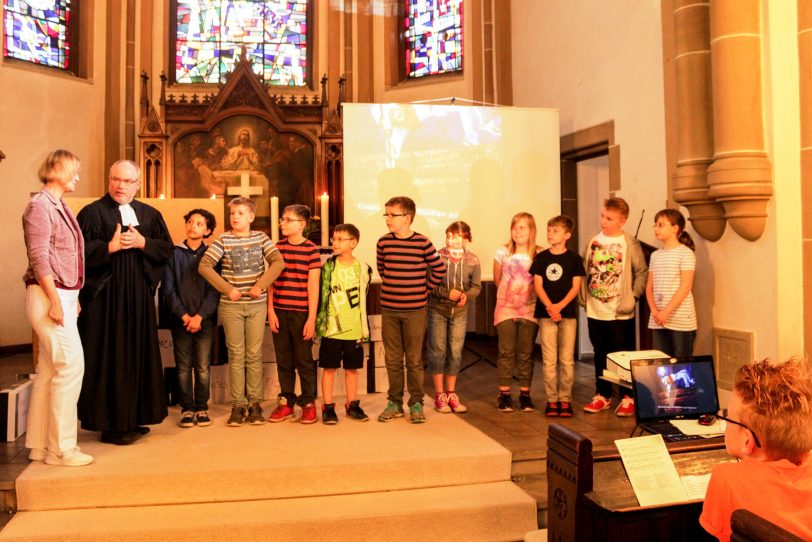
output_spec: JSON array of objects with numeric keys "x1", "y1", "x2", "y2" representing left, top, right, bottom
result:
[
  {"x1": 3, "y1": 0, "x2": 72, "y2": 70},
  {"x1": 403, "y1": 0, "x2": 462, "y2": 79},
  {"x1": 174, "y1": 0, "x2": 309, "y2": 86}
]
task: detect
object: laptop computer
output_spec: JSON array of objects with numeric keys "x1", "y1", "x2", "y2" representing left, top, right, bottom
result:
[{"x1": 629, "y1": 355, "x2": 720, "y2": 442}]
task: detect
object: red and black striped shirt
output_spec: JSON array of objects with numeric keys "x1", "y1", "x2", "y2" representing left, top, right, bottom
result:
[
  {"x1": 376, "y1": 232, "x2": 446, "y2": 311},
  {"x1": 272, "y1": 238, "x2": 322, "y2": 312}
]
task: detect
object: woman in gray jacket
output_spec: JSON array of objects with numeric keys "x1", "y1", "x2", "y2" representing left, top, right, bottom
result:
[{"x1": 22, "y1": 149, "x2": 93, "y2": 467}]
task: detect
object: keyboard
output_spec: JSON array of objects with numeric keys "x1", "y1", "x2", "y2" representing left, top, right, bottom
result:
[{"x1": 639, "y1": 421, "x2": 703, "y2": 442}]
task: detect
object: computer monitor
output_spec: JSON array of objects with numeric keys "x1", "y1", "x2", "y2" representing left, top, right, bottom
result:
[{"x1": 630, "y1": 355, "x2": 719, "y2": 423}]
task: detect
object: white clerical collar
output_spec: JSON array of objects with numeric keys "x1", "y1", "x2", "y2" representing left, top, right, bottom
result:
[{"x1": 118, "y1": 204, "x2": 139, "y2": 227}]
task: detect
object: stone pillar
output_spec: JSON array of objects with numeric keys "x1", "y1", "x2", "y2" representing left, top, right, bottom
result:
[
  {"x1": 706, "y1": 0, "x2": 773, "y2": 241},
  {"x1": 671, "y1": 0, "x2": 726, "y2": 241},
  {"x1": 798, "y1": 0, "x2": 812, "y2": 357}
]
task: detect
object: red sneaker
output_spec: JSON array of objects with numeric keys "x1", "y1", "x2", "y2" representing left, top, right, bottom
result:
[
  {"x1": 615, "y1": 396, "x2": 635, "y2": 417},
  {"x1": 559, "y1": 401, "x2": 574, "y2": 418},
  {"x1": 583, "y1": 394, "x2": 612, "y2": 413},
  {"x1": 300, "y1": 403, "x2": 317, "y2": 424},
  {"x1": 269, "y1": 404, "x2": 295, "y2": 423}
]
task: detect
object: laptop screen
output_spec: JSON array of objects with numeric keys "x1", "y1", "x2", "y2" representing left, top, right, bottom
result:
[{"x1": 630, "y1": 355, "x2": 719, "y2": 423}]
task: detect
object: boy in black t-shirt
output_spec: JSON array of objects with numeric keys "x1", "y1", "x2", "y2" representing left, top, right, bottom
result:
[{"x1": 530, "y1": 216, "x2": 585, "y2": 417}]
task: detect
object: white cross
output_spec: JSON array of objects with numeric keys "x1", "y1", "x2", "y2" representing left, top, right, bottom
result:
[{"x1": 226, "y1": 170, "x2": 263, "y2": 197}]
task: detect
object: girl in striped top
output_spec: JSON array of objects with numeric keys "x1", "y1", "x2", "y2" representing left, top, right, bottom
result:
[{"x1": 645, "y1": 209, "x2": 697, "y2": 358}]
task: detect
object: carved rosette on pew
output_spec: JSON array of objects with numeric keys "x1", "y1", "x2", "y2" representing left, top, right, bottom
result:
[{"x1": 671, "y1": 0, "x2": 726, "y2": 241}]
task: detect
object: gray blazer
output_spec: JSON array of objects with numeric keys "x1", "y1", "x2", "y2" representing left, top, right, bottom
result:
[{"x1": 22, "y1": 189, "x2": 85, "y2": 289}]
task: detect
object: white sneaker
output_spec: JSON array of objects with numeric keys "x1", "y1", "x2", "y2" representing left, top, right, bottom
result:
[
  {"x1": 45, "y1": 448, "x2": 93, "y2": 467},
  {"x1": 28, "y1": 448, "x2": 46, "y2": 461}
]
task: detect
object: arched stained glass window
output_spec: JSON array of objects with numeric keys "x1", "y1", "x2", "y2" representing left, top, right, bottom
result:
[
  {"x1": 403, "y1": 0, "x2": 463, "y2": 79},
  {"x1": 174, "y1": 0, "x2": 309, "y2": 86},
  {"x1": 3, "y1": 0, "x2": 72, "y2": 70}
]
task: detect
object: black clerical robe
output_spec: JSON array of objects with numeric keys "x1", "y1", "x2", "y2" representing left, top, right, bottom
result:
[{"x1": 77, "y1": 194, "x2": 173, "y2": 432}]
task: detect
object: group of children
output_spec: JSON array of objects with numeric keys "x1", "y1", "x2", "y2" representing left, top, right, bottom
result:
[
  {"x1": 159, "y1": 195, "x2": 812, "y2": 542},
  {"x1": 163, "y1": 194, "x2": 698, "y2": 426}
]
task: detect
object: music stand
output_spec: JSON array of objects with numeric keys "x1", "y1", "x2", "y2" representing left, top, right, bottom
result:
[{"x1": 460, "y1": 341, "x2": 497, "y2": 372}]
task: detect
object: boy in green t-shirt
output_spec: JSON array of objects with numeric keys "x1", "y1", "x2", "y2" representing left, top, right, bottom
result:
[{"x1": 315, "y1": 223, "x2": 372, "y2": 424}]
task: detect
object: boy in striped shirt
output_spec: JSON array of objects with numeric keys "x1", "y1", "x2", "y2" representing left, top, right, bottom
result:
[
  {"x1": 377, "y1": 197, "x2": 447, "y2": 423},
  {"x1": 199, "y1": 197, "x2": 284, "y2": 427},
  {"x1": 268, "y1": 205, "x2": 323, "y2": 424}
]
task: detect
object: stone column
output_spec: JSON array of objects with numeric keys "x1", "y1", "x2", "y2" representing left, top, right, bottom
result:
[
  {"x1": 798, "y1": 0, "x2": 812, "y2": 358},
  {"x1": 671, "y1": 0, "x2": 726, "y2": 241},
  {"x1": 706, "y1": 0, "x2": 773, "y2": 241}
]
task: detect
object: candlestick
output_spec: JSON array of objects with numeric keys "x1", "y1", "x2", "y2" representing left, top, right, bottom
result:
[
  {"x1": 320, "y1": 192, "x2": 329, "y2": 247},
  {"x1": 270, "y1": 196, "x2": 280, "y2": 243}
]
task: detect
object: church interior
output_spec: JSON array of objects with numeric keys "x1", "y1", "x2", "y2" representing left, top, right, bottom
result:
[{"x1": 0, "y1": 0, "x2": 810, "y2": 540}]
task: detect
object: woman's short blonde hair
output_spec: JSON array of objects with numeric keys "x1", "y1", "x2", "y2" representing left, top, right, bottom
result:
[{"x1": 38, "y1": 149, "x2": 81, "y2": 185}]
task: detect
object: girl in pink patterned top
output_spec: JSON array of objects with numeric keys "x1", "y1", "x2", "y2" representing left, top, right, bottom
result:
[{"x1": 494, "y1": 212, "x2": 542, "y2": 413}]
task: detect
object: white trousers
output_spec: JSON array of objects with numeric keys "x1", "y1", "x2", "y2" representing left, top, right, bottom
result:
[{"x1": 25, "y1": 285, "x2": 84, "y2": 453}]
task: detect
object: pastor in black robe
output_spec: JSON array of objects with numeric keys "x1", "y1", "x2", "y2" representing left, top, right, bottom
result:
[{"x1": 77, "y1": 194, "x2": 173, "y2": 433}]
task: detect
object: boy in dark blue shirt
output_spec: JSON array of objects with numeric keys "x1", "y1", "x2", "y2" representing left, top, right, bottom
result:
[{"x1": 163, "y1": 209, "x2": 220, "y2": 427}]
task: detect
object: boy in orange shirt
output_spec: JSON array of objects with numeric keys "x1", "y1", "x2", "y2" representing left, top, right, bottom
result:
[{"x1": 700, "y1": 359, "x2": 812, "y2": 541}]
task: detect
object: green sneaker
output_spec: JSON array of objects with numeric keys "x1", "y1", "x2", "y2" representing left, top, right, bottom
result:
[
  {"x1": 377, "y1": 401, "x2": 405, "y2": 422},
  {"x1": 409, "y1": 403, "x2": 426, "y2": 424}
]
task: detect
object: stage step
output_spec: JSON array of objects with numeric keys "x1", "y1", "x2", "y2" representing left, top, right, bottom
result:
[
  {"x1": 3, "y1": 394, "x2": 537, "y2": 539},
  {"x1": 15, "y1": 395, "x2": 511, "y2": 511},
  {"x1": 0, "y1": 481, "x2": 536, "y2": 541}
]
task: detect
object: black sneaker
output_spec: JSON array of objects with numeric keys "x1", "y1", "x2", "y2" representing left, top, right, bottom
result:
[
  {"x1": 322, "y1": 403, "x2": 338, "y2": 425},
  {"x1": 519, "y1": 394, "x2": 536, "y2": 412},
  {"x1": 544, "y1": 402, "x2": 560, "y2": 417},
  {"x1": 345, "y1": 400, "x2": 369, "y2": 422},
  {"x1": 179, "y1": 411, "x2": 195, "y2": 428},
  {"x1": 247, "y1": 402, "x2": 266, "y2": 425},
  {"x1": 497, "y1": 393, "x2": 514, "y2": 412},
  {"x1": 226, "y1": 405, "x2": 247, "y2": 427},
  {"x1": 195, "y1": 411, "x2": 213, "y2": 427}
]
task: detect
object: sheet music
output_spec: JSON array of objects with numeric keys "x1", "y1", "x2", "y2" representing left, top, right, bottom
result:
[
  {"x1": 680, "y1": 473, "x2": 712, "y2": 500},
  {"x1": 615, "y1": 434, "x2": 689, "y2": 506}
]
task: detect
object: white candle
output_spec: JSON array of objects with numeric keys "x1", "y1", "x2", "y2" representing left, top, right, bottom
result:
[
  {"x1": 270, "y1": 196, "x2": 280, "y2": 243},
  {"x1": 320, "y1": 192, "x2": 329, "y2": 247}
]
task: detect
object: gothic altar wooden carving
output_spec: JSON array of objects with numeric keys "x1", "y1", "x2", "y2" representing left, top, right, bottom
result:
[{"x1": 138, "y1": 56, "x2": 344, "y2": 235}]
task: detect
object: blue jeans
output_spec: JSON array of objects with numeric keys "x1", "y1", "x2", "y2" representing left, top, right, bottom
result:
[
  {"x1": 652, "y1": 329, "x2": 696, "y2": 358},
  {"x1": 426, "y1": 306, "x2": 467, "y2": 376},
  {"x1": 171, "y1": 319, "x2": 214, "y2": 412}
]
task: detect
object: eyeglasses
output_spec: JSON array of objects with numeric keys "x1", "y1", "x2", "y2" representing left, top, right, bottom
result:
[
  {"x1": 110, "y1": 176, "x2": 139, "y2": 186},
  {"x1": 382, "y1": 213, "x2": 407, "y2": 218},
  {"x1": 330, "y1": 238, "x2": 354, "y2": 243},
  {"x1": 279, "y1": 217, "x2": 304, "y2": 224},
  {"x1": 717, "y1": 410, "x2": 762, "y2": 448}
]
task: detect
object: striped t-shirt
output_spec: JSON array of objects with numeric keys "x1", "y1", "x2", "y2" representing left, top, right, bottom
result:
[
  {"x1": 376, "y1": 232, "x2": 446, "y2": 311},
  {"x1": 647, "y1": 244, "x2": 697, "y2": 331},
  {"x1": 272, "y1": 238, "x2": 322, "y2": 312},
  {"x1": 201, "y1": 231, "x2": 279, "y2": 304}
]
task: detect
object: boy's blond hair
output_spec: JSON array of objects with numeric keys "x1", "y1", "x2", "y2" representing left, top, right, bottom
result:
[
  {"x1": 603, "y1": 197, "x2": 630, "y2": 219},
  {"x1": 228, "y1": 196, "x2": 256, "y2": 214},
  {"x1": 735, "y1": 359, "x2": 812, "y2": 464}
]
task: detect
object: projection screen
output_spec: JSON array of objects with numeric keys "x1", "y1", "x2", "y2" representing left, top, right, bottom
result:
[{"x1": 343, "y1": 103, "x2": 560, "y2": 281}]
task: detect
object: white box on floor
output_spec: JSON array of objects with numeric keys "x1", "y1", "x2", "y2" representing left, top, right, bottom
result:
[
  {"x1": 0, "y1": 378, "x2": 34, "y2": 441},
  {"x1": 158, "y1": 329, "x2": 174, "y2": 368}
]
